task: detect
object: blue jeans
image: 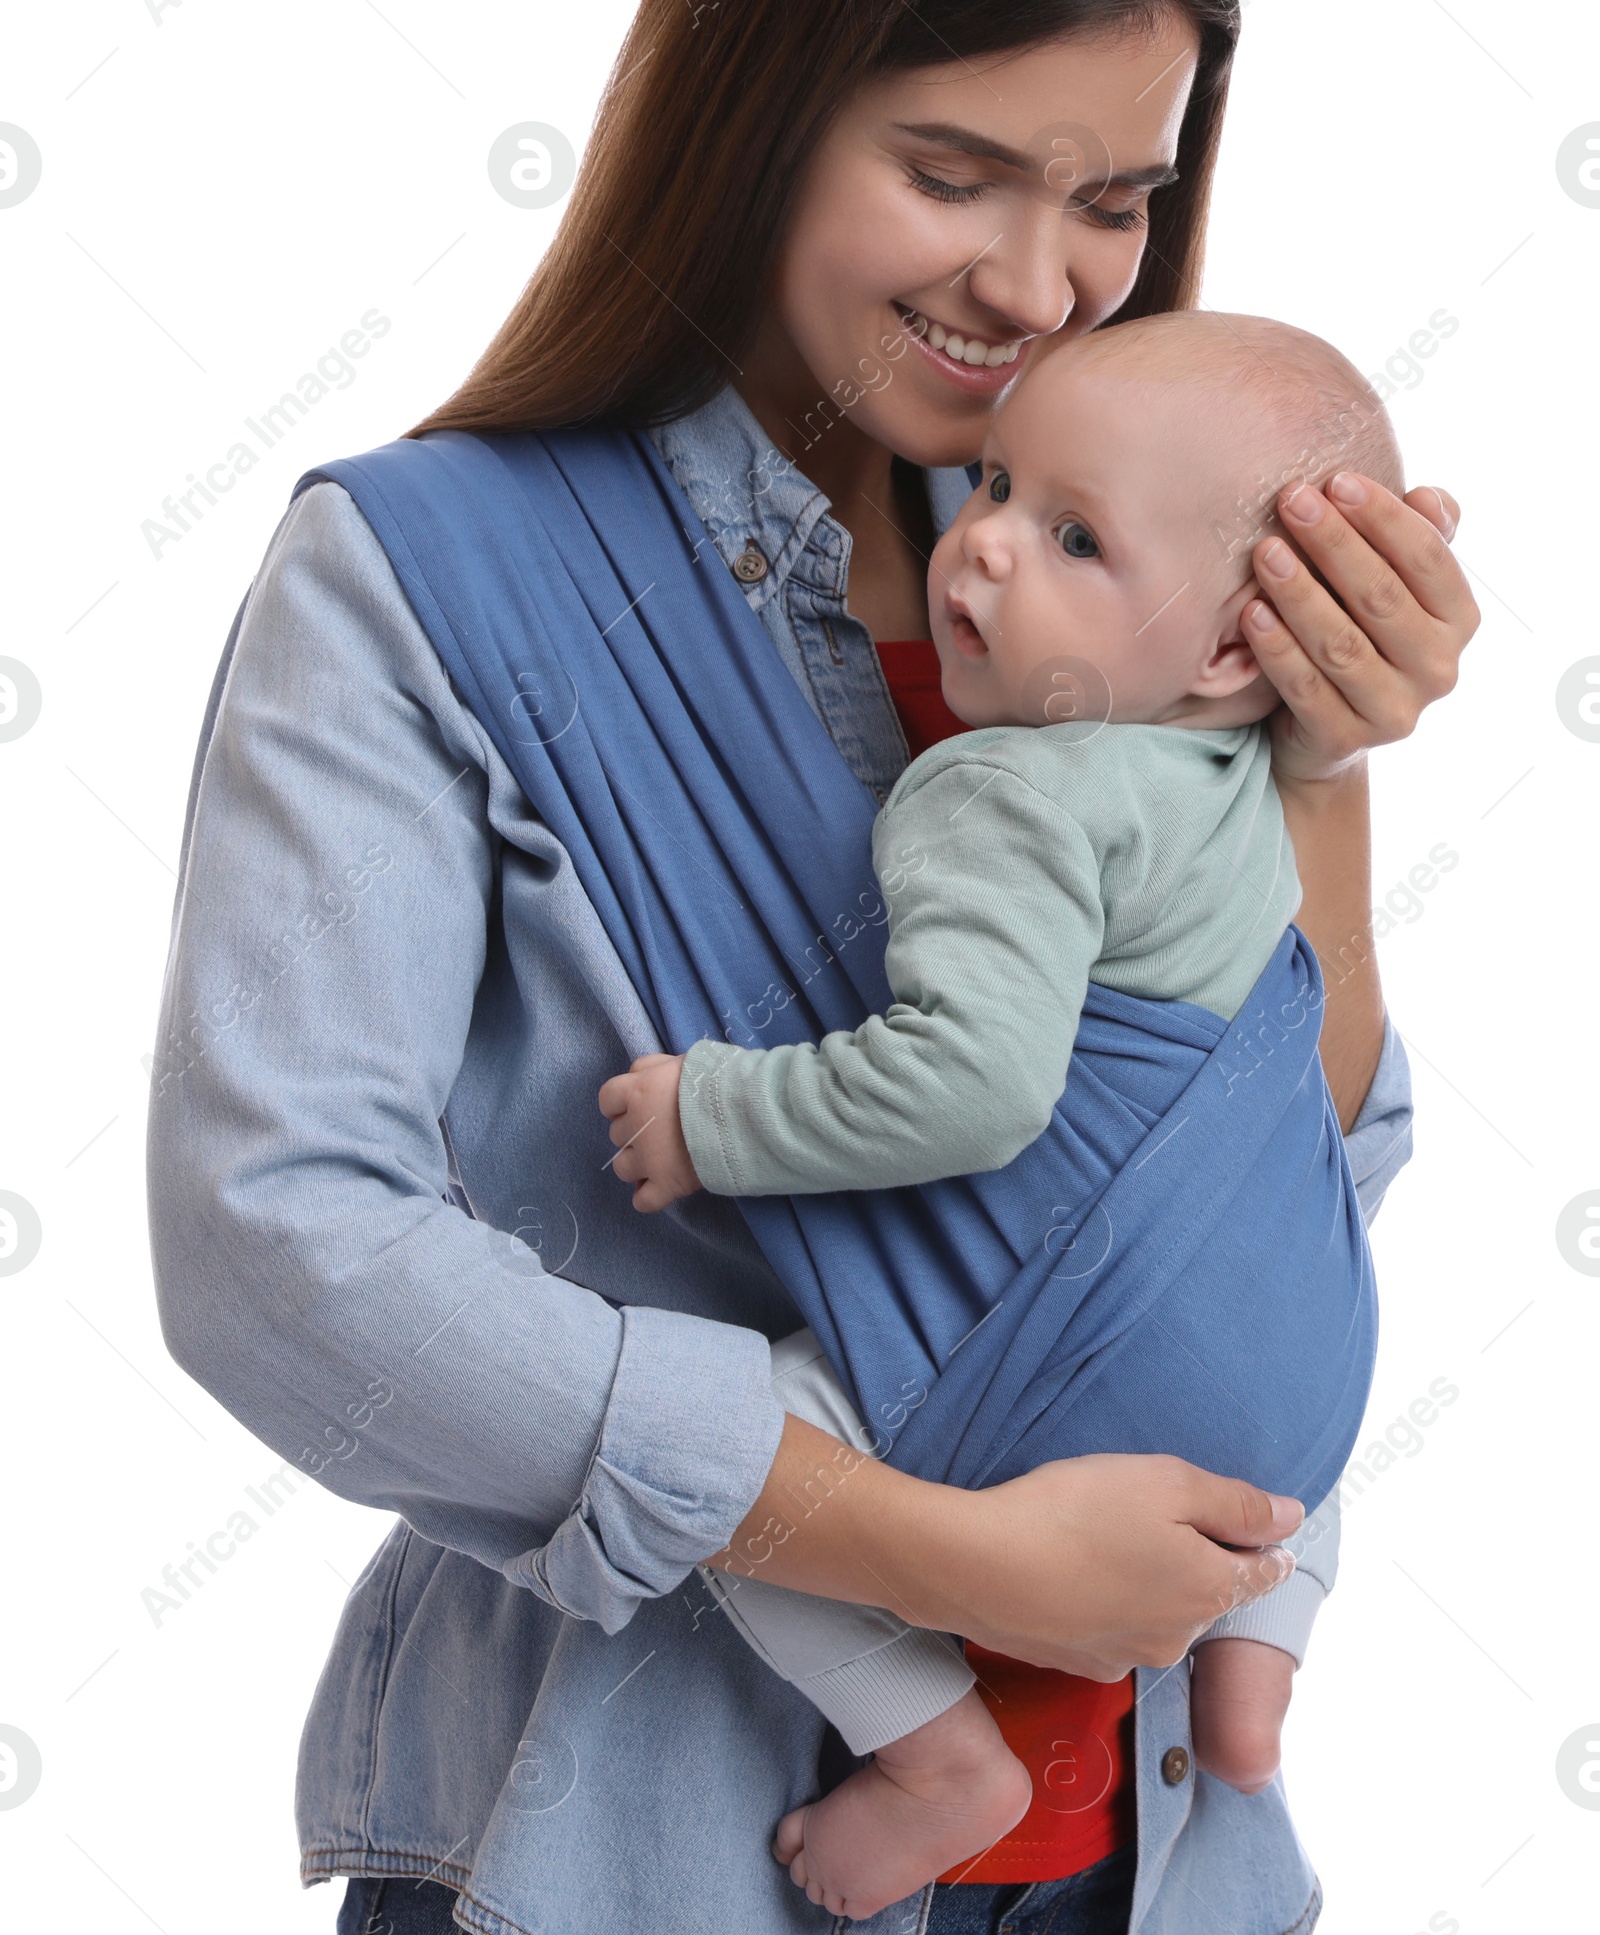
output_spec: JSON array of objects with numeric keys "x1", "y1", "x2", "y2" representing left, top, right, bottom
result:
[
  {"x1": 337, "y1": 1841, "x2": 1135, "y2": 1934},
  {"x1": 337, "y1": 1876, "x2": 459, "y2": 1935},
  {"x1": 925, "y1": 1841, "x2": 1136, "y2": 1932}
]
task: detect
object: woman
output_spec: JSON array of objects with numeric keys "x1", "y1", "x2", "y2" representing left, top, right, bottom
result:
[{"x1": 148, "y1": 2, "x2": 1474, "y2": 1931}]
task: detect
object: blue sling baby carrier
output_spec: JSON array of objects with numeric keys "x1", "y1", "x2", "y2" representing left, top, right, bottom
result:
[{"x1": 293, "y1": 426, "x2": 1377, "y2": 1511}]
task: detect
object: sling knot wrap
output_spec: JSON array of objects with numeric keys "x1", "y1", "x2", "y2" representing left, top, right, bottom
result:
[{"x1": 292, "y1": 428, "x2": 1377, "y2": 1509}]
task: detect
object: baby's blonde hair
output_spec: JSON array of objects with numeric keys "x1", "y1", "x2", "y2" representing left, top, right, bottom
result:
[{"x1": 1052, "y1": 310, "x2": 1405, "y2": 576}]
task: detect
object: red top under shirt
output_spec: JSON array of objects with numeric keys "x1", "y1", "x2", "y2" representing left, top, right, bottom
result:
[{"x1": 875, "y1": 639, "x2": 1137, "y2": 1884}]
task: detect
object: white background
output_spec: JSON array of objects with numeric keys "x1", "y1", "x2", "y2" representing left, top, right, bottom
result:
[{"x1": 2, "y1": 2, "x2": 1594, "y2": 1931}]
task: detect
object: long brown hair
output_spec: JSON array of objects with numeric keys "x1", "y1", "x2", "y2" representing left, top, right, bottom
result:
[{"x1": 407, "y1": 0, "x2": 1241, "y2": 438}]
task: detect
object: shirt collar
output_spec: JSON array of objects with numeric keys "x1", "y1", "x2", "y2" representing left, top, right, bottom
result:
[{"x1": 647, "y1": 383, "x2": 979, "y2": 614}]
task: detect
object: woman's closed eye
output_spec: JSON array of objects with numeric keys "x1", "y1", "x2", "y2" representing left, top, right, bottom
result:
[
  {"x1": 1069, "y1": 196, "x2": 1147, "y2": 233},
  {"x1": 907, "y1": 165, "x2": 989, "y2": 206},
  {"x1": 909, "y1": 168, "x2": 1151, "y2": 232}
]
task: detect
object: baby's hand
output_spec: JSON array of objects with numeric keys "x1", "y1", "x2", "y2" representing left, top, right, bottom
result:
[
  {"x1": 1188, "y1": 1637, "x2": 1296, "y2": 1795},
  {"x1": 598, "y1": 1053, "x2": 701, "y2": 1212}
]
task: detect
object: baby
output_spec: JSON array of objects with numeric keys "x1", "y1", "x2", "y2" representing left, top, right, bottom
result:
[{"x1": 599, "y1": 311, "x2": 1403, "y2": 1919}]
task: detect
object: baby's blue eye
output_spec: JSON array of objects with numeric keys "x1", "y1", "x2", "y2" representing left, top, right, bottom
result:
[
  {"x1": 1057, "y1": 521, "x2": 1099, "y2": 559},
  {"x1": 987, "y1": 470, "x2": 1011, "y2": 503}
]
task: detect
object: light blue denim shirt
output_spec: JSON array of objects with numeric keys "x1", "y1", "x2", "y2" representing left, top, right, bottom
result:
[{"x1": 148, "y1": 378, "x2": 1414, "y2": 1935}]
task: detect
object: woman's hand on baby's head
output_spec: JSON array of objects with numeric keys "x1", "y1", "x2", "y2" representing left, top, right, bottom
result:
[
  {"x1": 1244, "y1": 473, "x2": 1475, "y2": 785},
  {"x1": 598, "y1": 1053, "x2": 702, "y2": 1212}
]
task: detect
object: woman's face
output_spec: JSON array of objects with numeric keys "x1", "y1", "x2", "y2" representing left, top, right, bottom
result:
[{"x1": 758, "y1": 13, "x2": 1202, "y2": 470}]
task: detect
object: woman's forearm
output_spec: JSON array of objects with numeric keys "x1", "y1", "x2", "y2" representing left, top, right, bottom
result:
[
  {"x1": 1278, "y1": 757, "x2": 1386, "y2": 1132},
  {"x1": 707, "y1": 1413, "x2": 958, "y2": 1615},
  {"x1": 1242, "y1": 477, "x2": 1474, "y2": 1130},
  {"x1": 706, "y1": 1415, "x2": 1306, "y2": 1679}
]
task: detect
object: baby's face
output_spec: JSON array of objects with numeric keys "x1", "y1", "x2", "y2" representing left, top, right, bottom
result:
[{"x1": 928, "y1": 345, "x2": 1275, "y2": 730}]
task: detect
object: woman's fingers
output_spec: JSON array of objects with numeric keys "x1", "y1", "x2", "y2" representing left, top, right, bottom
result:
[
  {"x1": 1243, "y1": 595, "x2": 1371, "y2": 772},
  {"x1": 981, "y1": 1457, "x2": 1304, "y2": 1672},
  {"x1": 1253, "y1": 517, "x2": 1410, "y2": 737},
  {"x1": 1177, "y1": 1462, "x2": 1303, "y2": 1551},
  {"x1": 1251, "y1": 536, "x2": 1409, "y2": 745},
  {"x1": 1240, "y1": 469, "x2": 1478, "y2": 783},
  {"x1": 1405, "y1": 482, "x2": 1460, "y2": 542},
  {"x1": 1271, "y1": 474, "x2": 1472, "y2": 673},
  {"x1": 1292, "y1": 474, "x2": 1462, "y2": 634},
  {"x1": 1177, "y1": 1467, "x2": 1300, "y2": 1620},
  {"x1": 1220, "y1": 1542, "x2": 1296, "y2": 1618},
  {"x1": 1246, "y1": 473, "x2": 1479, "y2": 777},
  {"x1": 1332, "y1": 474, "x2": 1475, "y2": 640}
]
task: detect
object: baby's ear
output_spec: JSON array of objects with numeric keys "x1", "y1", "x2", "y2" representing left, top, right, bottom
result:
[
  {"x1": 1191, "y1": 577, "x2": 1267, "y2": 698},
  {"x1": 1192, "y1": 639, "x2": 1265, "y2": 699}
]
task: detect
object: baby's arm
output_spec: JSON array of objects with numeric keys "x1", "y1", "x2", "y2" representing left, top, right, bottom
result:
[
  {"x1": 678, "y1": 762, "x2": 1103, "y2": 1199},
  {"x1": 1189, "y1": 1483, "x2": 1341, "y2": 1791},
  {"x1": 601, "y1": 760, "x2": 1101, "y2": 1207}
]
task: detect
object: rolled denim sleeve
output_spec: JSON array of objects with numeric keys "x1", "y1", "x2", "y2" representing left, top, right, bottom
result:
[
  {"x1": 147, "y1": 483, "x2": 785, "y2": 1632},
  {"x1": 1341, "y1": 1013, "x2": 1414, "y2": 1223}
]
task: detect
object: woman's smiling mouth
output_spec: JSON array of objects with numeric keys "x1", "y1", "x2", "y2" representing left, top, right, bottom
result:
[{"x1": 895, "y1": 301, "x2": 1030, "y2": 393}]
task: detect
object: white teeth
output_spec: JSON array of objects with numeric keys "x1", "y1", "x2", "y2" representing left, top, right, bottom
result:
[{"x1": 901, "y1": 303, "x2": 1020, "y2": 370}]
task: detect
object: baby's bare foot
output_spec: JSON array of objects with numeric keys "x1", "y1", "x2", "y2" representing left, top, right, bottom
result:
[
  {"x1": 772, "y1": 1689, "x2": 1032, "y2": 1921},
  {"x1": 1190, "y1": 1637, "x2": 1295, "y2": 1794}
]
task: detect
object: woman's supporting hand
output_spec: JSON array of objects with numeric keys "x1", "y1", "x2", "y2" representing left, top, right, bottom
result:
[
  {"x1": 708, "y1": 1417, "x2": 1302, "y2": 1681},
  {"x1": 1246, "y1": 475, "x2": 1476, "y2": 786}
]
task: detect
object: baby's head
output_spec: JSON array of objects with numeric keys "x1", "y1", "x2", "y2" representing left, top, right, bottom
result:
[{"x1": 929, "y1": 311, "x2": 1405, "y2": 731}]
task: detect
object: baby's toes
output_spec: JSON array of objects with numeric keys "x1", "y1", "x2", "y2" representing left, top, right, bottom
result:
[{"x1": 772, "y1": 1804, "x2": 809, "y2": 1867}]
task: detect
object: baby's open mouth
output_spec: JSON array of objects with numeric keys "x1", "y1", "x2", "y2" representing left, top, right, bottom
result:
[{"x1": 944, "y1": 593, "x2": 989, "y2": 658}]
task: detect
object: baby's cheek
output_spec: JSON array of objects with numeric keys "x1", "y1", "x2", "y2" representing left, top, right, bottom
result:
[
  {"x1": 941, "y1": 659, "x2": 998, "y2": 729},
  {"x1": 926, "y1": 526, "x2": 966, "y2": 608}
]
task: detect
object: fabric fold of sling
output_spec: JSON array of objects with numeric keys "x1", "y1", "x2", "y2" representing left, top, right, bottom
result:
[{"x1": 292, "y1": 428, "x2": 1377, "y2": 1511}]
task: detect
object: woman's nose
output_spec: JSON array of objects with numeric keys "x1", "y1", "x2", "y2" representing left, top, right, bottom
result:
[{"x1": 964, "y1": 198, "x2": 1077, "y2": 342}]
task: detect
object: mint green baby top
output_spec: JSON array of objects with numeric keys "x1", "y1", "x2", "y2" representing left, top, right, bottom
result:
[{"x1": 679, "y1": 720, "x2": 1302, "y2": 1197}]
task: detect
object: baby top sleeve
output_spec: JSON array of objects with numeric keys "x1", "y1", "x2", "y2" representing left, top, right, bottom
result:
[{"x1": 679, "y1": 747, "x2": 1106, "y2": 1196}]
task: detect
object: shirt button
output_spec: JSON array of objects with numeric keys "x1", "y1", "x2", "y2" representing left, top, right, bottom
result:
[
  {"x1": 731, "y1": 541, "x2": 769, "y2": 584},
  {"x1": 1161, "y1": 1746, "x2": 1191, "y2": 1785}
]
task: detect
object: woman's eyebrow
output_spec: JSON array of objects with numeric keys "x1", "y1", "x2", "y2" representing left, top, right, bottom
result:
[
  {"x1": 891, "y1": 121, "x2": 1179, "y2": 192},
  {"x1": 1072, "y1": 163, "x2": 1181, "y2": 197}
]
